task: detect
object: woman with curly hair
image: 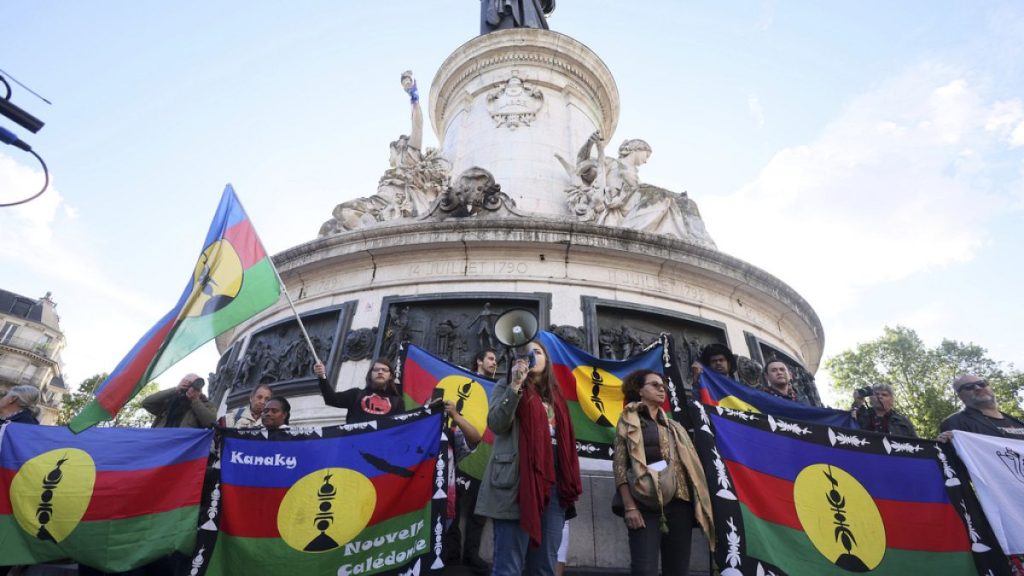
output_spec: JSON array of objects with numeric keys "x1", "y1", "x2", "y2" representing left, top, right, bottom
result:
[{"x1": 613, "y1": 370, "x2": 714, "y2": 576}]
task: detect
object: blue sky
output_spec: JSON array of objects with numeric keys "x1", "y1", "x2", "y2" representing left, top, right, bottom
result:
[{"x1": 3, "y1": 2, "x2": 1023, "y2": 404}]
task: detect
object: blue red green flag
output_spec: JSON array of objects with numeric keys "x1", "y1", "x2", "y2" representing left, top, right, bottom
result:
[
  {"x1": 537, "y1": 330, "x2": 684, "y2": 460},
  {"x1": 190, "y1": 410, "x2": 445, "y2": 576},
  {"x1": 0, "y1": 422, "x2": 212, "y2": 571},
  {"x1": 690, "y1": 402, "x2": 1009, "y2": 575},
  {"x1": 399, "y1": 344, "x2": 496, "y2": 481},
  {"x1": 69, "y1": 185, "x2": 281, "y2": 432},
  {"x1": 696, "y1": 368, "x2": 857, "y2": 429}
]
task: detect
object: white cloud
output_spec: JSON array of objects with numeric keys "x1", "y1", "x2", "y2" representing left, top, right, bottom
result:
[
  {"x1": 985, "y1": 98, "x2": 1024, "y2": 148},
  {"x1": 747, "y1": 94, "x2": 765, "y2": 128},
  {"x1": 703, "y1": 63, "x2": 1023, "y2": 317}
]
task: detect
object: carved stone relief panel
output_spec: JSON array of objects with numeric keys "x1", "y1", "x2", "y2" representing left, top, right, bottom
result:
[
  {"x1": 549, "y1": 324, "x2": 586, "y2": 349},
  {"x1": 342, "y1": 327, "x2": 378, "y2": 362},
  {"x1": 207, "y1": 343, "x2": 239, "y2": 406},
  {"x1": 745, "y1": 331, "x2": 823, "y2": 407},
  {"x1": 227, "y1": 303, "x2": 353, "y2": 406},
  {"x1": 376, "y1": 293, "x2": 552, "y2": 373},
  {"x1": 583, "y1": 298, "x2": 728, "y2": 395},
  {"x1": 487, "y1": 71, "x2": 544, "y2": 129}
]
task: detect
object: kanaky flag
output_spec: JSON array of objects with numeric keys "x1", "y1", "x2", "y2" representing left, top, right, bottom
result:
[
  {"x1": 697, "y1": 368, "x2": 857, "y2": 429},
  {"x1": 400, "y1": 344, "x2": 496, "y2": 481},
  {"x1": 536, "y1": 330, "x2": 685, "y2": 460},
  {"x1": 190, "y1": 411, "x2": 444, "y2": 576},
  {"x1": 691, "y1": 403, "x2": 1009, "y2": 575},
  {"x1": 69, "y1": 185, "x2": 281, "y2": 432},
  {"x1": 0, "y1": 422, "x2": 212, "y2": 571}
]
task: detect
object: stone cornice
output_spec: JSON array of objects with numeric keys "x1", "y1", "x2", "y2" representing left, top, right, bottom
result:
[{"x1": 273, "y1": 217, "x2": 824, "y2": 367}]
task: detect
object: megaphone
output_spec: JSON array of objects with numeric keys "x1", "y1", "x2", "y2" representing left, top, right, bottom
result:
[
  {"x1": 494, "y1": 308, "x2": 539, "y2": 372},
  {"x1": 494, "y1": 308, "x2": 539, "y2": 349}
]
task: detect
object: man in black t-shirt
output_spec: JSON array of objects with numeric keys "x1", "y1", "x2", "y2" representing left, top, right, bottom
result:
[
  {"x1": 314, "y1": 359, "x2": 404, "y2": 424},
  {"x1": 939, "y1": 374, "x2": 1024, "y2": 440}
]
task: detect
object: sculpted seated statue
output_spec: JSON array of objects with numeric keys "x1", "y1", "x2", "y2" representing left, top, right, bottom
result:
[{"x1": 556, "y1": 131, "x2": 717, "y2": 248}]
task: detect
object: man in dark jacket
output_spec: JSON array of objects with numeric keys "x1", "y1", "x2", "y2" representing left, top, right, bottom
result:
[
  {"x1": 142, "y1": 373, "x2": 217, "y2": 428},
  {"x1": 852, "y1": 383, "x2": 917, "y2": 437},
  {"x1": 939, "y1": 374, "x2": 1024, "y2": 440}
]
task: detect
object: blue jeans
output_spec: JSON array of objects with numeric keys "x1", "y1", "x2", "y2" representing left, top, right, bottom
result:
[{"x1": 491, "y1": 486, "x2": 565, "y2": 576}]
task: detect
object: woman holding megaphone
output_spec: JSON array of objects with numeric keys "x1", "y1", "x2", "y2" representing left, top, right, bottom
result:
[{"x1": 476, "y1": 338, "x2": 582, "y2": 576}]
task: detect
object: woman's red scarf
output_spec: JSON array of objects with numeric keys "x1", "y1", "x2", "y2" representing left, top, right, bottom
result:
[{"x1": 516, "y1": 381, "x2": 582, "y2": 547}]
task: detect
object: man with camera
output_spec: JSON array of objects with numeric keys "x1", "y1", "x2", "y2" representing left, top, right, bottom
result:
[
  {"x1": 142, "y1": 373, "x2": 217, "y2": 428},
  {"x1": 851, "y1": 383, "x2": 918, "y2": 438}
]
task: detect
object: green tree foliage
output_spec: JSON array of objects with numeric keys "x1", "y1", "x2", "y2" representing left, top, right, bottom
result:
[
  {"x1": 58, "y1": 374, "x2": 159, "y2": 428},
  {"x1": 826, "y1": 326, "x2": 1024, "y2": 439}
]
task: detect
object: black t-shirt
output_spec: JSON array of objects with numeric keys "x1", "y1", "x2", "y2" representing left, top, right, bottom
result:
[
  {"x1": 986, "y1": 414, "x2": 1024, "y2": 438},
  {"x1": 318, "y1": 377, "x2": 403, "y2": 424}
]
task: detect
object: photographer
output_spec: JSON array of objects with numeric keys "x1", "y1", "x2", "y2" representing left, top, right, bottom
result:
[
  {"x1": 851, "y1": 383, "x2": 917, "y2": 438},
  {"x1": 142, "y1": 373, "x2": 217, "y2": 429}
]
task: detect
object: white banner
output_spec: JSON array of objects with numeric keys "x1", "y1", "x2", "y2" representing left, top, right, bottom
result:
[{"x1": 952, "y1": 430, "x2": 1024, "y2": 555}]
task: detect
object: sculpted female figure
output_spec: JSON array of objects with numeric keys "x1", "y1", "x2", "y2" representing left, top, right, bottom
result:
[{"x1": 598, "y1": 139, "x2": 650, "y2": 226}]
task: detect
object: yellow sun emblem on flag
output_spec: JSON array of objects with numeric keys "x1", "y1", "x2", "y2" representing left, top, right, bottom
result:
[
  {"x1": 435, "y1": 375, "x2": 489, "y2": 436},
  {"x1": 277, "y1": 468, "x2": 376, "y2": 553},
  {"x1": 10, "y1": 448, "x2": 95, "y2": 543},
  {"x1": 180, "y1": 239, "x2": 243, "y2": 319},
  {"x1": 572, "y1": 366, "x2": 623, "y2": 427},
  {"x1": 794, "y1": 463, "x2": 886, "y2": 571}
]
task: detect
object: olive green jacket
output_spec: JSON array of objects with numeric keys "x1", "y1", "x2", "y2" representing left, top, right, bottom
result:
[
  {"x1": 474, "y1": 379, "x2": 523, "y2": 520},
  {"x1": 142, "y1": 387, "x2": 217, "y2": 429}
]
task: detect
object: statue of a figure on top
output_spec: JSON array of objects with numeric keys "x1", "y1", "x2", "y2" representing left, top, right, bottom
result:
[
  {"x1": 480, "y1": 0, "x2": 555, "y2": 35},
  {"x1": 555, "y1": 131, "x2": 717, "y2": 248},
  {"x1": 319, "y1": 71, "x2": 451, "y2": 237}
]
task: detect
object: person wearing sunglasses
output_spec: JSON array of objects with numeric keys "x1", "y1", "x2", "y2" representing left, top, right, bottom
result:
[{"x1": 938, "y1": 375, "x2": 1024, "y2": 441}]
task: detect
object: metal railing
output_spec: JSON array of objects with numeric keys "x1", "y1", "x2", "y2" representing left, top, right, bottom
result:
[
  {"x1": 0, "y1": 365, "x2": 47, "y2": 387},
  {"x1": 0, "y1": 334, "x2": 59, "y2": 359}
]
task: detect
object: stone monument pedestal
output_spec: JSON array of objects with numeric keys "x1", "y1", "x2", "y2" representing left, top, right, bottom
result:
[{"x1": 212, "y1": 23, "x2": 824, "y2": 575}]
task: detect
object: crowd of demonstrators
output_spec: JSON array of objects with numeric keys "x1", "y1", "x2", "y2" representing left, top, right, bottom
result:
[
  {"x1": 477, "y1": 340, "x2": 582, "y2": 576},
  {"x1": 613, "y1": 370, "x2": 714, "y2": 576},
  {"x1": 851, "y1": 383, "x2": 918, "y2": 438},
  {"x1": 142, "y1": 374, "x2": 217, "y2": 429},
  {"x1": 315, "y1": 358, "x2": 403, "y2": 423},
  {"x1": 0, "y1": 385, "x2": 41, "y2": 425},
  {"x1": 20, "y1": 337, "x2": 1016, "y2": 575}
]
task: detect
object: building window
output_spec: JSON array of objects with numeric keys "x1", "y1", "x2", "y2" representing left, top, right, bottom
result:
[
  {"x1": 0, "y1": 323, "x2": 17, "y2": 343},
  {"x1": 9, "y1": 300, "x2": 32, "y2": 318}
]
